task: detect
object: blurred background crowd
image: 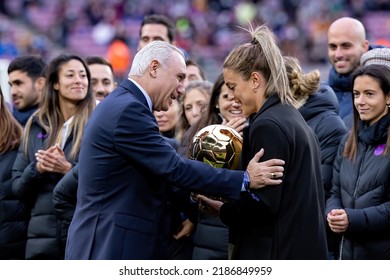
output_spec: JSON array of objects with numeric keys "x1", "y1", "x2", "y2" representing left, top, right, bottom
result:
[{"x1": 1, "y1": 0, "x2": 390, "y2": 97}]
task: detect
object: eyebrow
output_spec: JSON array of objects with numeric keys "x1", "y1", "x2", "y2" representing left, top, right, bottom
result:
[{"x1": 64, "y1": 69, "x2": 86, "y2": 73}]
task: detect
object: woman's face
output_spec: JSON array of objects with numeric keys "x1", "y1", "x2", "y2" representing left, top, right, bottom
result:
[
  {"x1": 223, "y1": 68, "x2": 258, "y2": 117},
  {"x1": 183, "y1": 88, "x2": 209, "y2": 126},
  {"x1": 154, "y1": 99, "x2": 180, "y2": 133},
  {"x1": 217, "y1": 84, "x2": 244, "y2": 121},
  {"x1": 54, "y1": 59, "x2": 89, "y2": 104},
  {"x1": 353, "y1": 74, "x2": 390, "y2": 126}
]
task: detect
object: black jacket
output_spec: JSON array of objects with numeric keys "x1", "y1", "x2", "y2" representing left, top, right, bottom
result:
[
  {"x1": 0, "y1": 148, "x2": 27, "y2": 259},
  {"x1": 192, "y1": 211, "x2": 228, "y2": 260},
  {"x1": 12, "y1": 117, "x2": 76, "y2": 259},
  {"x1": 53, "y1": 164, "x2": 78, "y2": 248},
  {"x1": 326, "y1": 113, "x2": 390, "y2": 259},
  {"x1": 220, "y1": 95, "x2": 328, "y2": 259}
]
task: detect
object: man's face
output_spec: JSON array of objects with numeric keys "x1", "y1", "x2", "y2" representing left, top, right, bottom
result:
[
  {"x1": 152, "y1": 52, "x2": 186, "y2": 112},
  {"x1": 183, "y1": 65, "x2": 203, "y2": 88},
  {"x1": 88, "y1": 64, "x2": 116, "y2": 101},
  {"x1": 137, "y1": 23, "x2": 171, "y2": 51},
  {"x1": 8, "y1": 70, "x2": 41, "y2": 110},
  {"x1": 328, "y1": 26, "x2": 368, "y2": 75}
]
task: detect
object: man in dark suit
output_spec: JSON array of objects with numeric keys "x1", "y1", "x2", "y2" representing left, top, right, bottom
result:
[{"x1": 65, "y1": 41, "x2": 285, "y2": 260}]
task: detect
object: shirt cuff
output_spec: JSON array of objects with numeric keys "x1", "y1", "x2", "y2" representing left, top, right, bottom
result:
[{"x1": 241, "y1": 171, "x2": 260, "y2": 202}]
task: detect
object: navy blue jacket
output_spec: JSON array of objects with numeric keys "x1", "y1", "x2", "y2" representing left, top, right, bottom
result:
[
  {"x1": 299, "y1": 84, "x2": 347, "y2": 199},
  {"x1": 65, "y1": 79, "x2": 244, "y2": 260}
]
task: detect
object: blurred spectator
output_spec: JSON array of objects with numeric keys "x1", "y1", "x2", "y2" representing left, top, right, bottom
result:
[
  {"x1": 137, "y1": 14, "x2": 176, "y2": 51},
  {"x1": 0, "y1": 31, "x2": 19, "y2": 58},
  {"x1": 106, "y1": 34, "x2": 132, "y2": 81},
  {"x1": 85, "y1": 56, "x2": 117, "y2": 102},
  {"x1": 1, "y1": 0, "x2": 390, "y2": 81},
  {"x1": 184, "y1": 59, "x2": 207, "y2": 88},
  {"x1": 327, "y1": 17, "x2": 370, "y2": 129}
]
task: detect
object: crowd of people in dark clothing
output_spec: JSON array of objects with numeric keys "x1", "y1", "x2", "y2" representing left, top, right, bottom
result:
[{"x1": 1, "y1": 9, "x2": 390, "y2": 261}]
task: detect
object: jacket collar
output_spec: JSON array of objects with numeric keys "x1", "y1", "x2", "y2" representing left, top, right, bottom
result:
[
  {"x1": 119, "y1": 78, "x2": 152, "y2": 111},
  {"x1": 249, "y1": 94, "x2": 280, "y2": 125}
]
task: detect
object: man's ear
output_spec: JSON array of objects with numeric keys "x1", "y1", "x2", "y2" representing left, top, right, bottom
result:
[
  {"x1": 35, "y1": 77, "x2": 46, "y2": 93},
  {"x1": 386, "y1": 93, "x2": 390, "y2": 107},
  {"x1": 149, "y1": 60, "x2": 160, "y2": 78}
]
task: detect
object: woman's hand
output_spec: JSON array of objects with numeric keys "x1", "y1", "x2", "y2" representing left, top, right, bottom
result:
[
  {"x1": 327, "y1": 209, "x2": 349, "y2": 233},
  {"x1": 222, "y1": 117, "x2": 247, "y2": 136},
  {"x1": 35, "y1": 144, "x2": 72, "y2": 174}
]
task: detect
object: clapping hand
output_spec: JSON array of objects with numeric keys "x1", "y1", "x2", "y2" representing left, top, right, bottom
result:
[{"x1": 35, "y1": 144, "x2": 72, "y2": 174}]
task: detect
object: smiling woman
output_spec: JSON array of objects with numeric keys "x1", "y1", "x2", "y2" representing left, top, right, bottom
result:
[
  {"x1": 11, "y1": 54, "x2": 95, "y2": 259},
  {"x1": 199, "y1": 24, "x2": 328, "y2": 260},
  {"x1": 326, "y1": 64, "x2": 390, "y2": 260}
]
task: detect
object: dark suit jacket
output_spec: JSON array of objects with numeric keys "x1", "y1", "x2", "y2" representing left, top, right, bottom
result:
[{"x1": 65, "y1": 79, "x2": 243, "y2": 260}]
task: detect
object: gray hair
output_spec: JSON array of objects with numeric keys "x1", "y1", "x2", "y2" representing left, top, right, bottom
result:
[{"x1": 129, "y1": 41, "x2": 185, "y2": 76}]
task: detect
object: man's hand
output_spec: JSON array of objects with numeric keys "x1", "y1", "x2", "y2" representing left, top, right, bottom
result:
[{"x1": 246, "y1": 148, "x2": 285, "y2": 189}]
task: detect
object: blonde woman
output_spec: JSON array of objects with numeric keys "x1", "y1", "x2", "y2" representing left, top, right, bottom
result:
[
  {"x1": 199, "y1": 25, "x2": 328, "y2": 259},
  {"x1": 12, "y1": 54, "x2": 95, "y2": 259}
]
